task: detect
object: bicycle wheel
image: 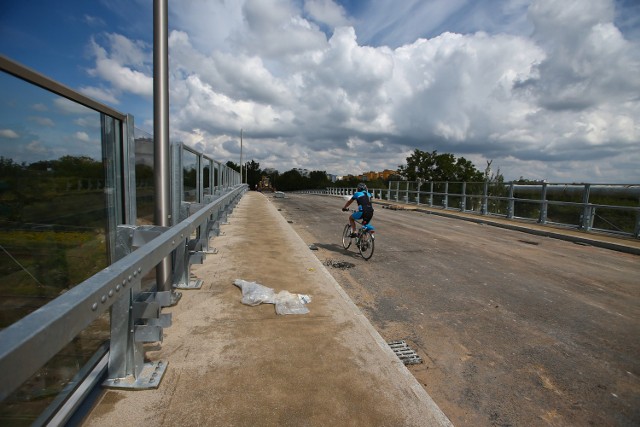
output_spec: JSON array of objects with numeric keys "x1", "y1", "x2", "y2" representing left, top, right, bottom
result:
[
  {"x1": 358, "y1": 230, "x2": 375, "y2": 260},
  {"x1": 342, "y1": 224, "x2": 353, "y2": 249}
]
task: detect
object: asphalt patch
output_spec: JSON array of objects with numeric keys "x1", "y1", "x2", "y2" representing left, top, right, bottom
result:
[{"x1": 324, "y1": 259, "x2": 355, "y2": 269}]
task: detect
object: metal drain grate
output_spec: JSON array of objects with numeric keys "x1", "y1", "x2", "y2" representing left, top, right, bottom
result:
[{"x1": 388, "y1": 340, "x2": 422, "y2": 365}]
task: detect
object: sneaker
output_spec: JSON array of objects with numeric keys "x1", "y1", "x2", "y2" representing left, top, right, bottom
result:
[{"x1": 349, "y1": 232, "x2": 358, "y2": 238}]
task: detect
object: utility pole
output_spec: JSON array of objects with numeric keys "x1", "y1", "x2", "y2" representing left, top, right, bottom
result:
[{"x1": 240, "y1": 128, "x2": 243, "y2": 184}]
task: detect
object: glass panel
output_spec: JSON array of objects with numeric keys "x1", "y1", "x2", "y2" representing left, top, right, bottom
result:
[
  {"x1": 183, "y1": 150, "x2": 197, "y2": 203},
  {"x1": 203, "y1": 160, "x2": 211, "y2": 196},
  {"x1": 0, "y1": 71, "x2": 114, "y2": 423},
  {"x1": 134, "y1": 128, "x2": 154, "y2": 225}
]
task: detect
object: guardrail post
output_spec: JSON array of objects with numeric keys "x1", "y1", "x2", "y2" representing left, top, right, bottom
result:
[
  {"x1": 507, "y1": 182, "x2": 515, "y2": 218},
  {"x1": 538, "y1": 183, "x2": 548, "y2": 224},
  {"x1": 202, "y1": 199, "x2": 221, "y2": 252},
  {"x1": 460, "y1": 182, "x2": 466, "y2": 211},
  {"x1": 443, "y1": 182, "x2": 449, "y2": 209},
  {"x1": 429, "y1": 181, "x2": 433, "y2": 207},
  {"x1": 173, "y1": 202, "x2": 204, "y2": 289},
  {"x1": 104, "y1": 225, "x2": 171, "y2": 390},
  {"x1": 580, "y1": 184, "x2": 592, "y2": 231},
  {"x1": 416, "y1": 181, "x2": 422, "y2": 205},
  {"x1": 481, "y1": 181, "x2": 488, "y2": 215}
]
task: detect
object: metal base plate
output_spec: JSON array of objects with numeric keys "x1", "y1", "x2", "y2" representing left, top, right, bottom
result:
[{"x1": 102, "y1": 360, "x2": 168, "y2": 389}]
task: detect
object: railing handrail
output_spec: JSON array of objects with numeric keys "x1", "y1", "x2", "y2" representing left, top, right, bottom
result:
[
  {"x1": 317, "y1": 182, "x2": 639, "y2": 238},
  {"x1": 0, "y1": 185, "x2": 245, "y2": 402},
  {"x1": 1, "y1": 54, "x2": 127, "y2": 121}
]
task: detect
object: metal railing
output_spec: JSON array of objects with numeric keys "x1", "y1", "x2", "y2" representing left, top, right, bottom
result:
[
  {"x1": 0, "y1": 54, "x2": 246, "y2": 424},
  {"x1": 0, "y1": 184, "x2": 244, "y2": 396},
  {"x1": 321, "y1": 182, "x2": 640, "y2": 238}
]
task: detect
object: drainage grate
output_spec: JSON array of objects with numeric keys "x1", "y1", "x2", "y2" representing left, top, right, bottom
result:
[{"x1": 387, "y1": 340, "x2": 422, "y2": 365}]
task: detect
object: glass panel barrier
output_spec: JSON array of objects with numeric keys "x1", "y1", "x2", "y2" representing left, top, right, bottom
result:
[
  {"x1": 134, "y1": 128, "x2": 154, "y2": 226},
  {"x1": 183, "y1": 149, "x2": 198, "y2": 203},
  {"x1": 203, "y1": 158, "x2": 212, "y2": 196},
  {"x1": 0, "y1": 69, "x2": 115, "y2": 424}
]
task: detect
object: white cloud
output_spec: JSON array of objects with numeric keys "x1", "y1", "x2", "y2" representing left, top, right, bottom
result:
[
  {"x1": 79, "y1": 86, "x2": 120, "y2": 105},
  {"x1": 80, "y1": 0, "x2": 639, "y2": 182},
  {"x1": 83, "y1": 14, "x2": 106, "y2": 28},
  {"x1": 235, "y1": 0, "x2": 328, "y2": 57},
  {"x1": 0, "y1": 129, "x2": 19, "y2": 139},
  {"x1": 53, "y1": 97, "x2": 93, "y2": 115},
  {"x1": 88, "y1": 36, "x2": 153, "y2": 97},
  {"x1": 168, "y1": 0, "x2": 245, "y2": 54},
  {"x1": 304, "y1": 0, "x2": 351, "y2": 28},
  {"x1": 521, "y1": 0, "x2": 640, "y2": 111},
  {"x1": 29, "y1": 116, "x2": 55, "y2": 127},
  {"x1": 26, "y1": 140, "x2": 49, "y2": 155},
  {"x1": 75, "y1": 131, "x2": 91, "y2": 142},
  {"x1": 353, "y1": 0, "x2": 468, "y2": 47}
]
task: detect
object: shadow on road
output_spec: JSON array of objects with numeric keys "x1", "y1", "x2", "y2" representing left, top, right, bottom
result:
[{"x1": 311, "y1": 242, "x2": 362, "y2": 260}]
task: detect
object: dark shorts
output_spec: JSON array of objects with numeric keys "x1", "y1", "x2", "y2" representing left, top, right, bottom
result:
[{"x1": 352, "y1": 207, "x2": 373, "y2": 225}]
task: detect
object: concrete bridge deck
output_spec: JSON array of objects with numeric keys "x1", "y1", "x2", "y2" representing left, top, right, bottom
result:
[{"x1": 80, "y1": 191, "x2": 453, "y2": 426}]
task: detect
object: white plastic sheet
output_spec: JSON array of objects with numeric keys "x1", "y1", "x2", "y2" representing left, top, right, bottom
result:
[{"x1": 233, "y1": 279, "x2": 312, "y2": 315}]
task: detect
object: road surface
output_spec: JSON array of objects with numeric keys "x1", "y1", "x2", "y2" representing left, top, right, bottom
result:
[{"x1": 270, "y1": 193, "x2": 640, "y2": 426}]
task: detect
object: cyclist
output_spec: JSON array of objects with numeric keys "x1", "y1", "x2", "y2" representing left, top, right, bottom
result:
[{"x1": 342, "y1": 183, "x2": 374, "y2": 237}]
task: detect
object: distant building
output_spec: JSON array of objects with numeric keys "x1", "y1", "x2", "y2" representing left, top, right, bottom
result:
[
  {"x1": 381, "y1": 169, "x2": 396, "y2": 180},
  {"x1": 363, "y1": 171, "x2": 379, "y2": 181}
]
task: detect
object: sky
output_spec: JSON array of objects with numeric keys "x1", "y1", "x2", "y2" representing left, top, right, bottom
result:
[{"x1": 1, "y1": 0, "x2": 639, "y2": 183}]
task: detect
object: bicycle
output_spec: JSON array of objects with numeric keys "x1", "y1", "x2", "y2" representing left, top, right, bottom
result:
[{"x1": 341, "y1": 210, "x2": 375, "y2": 260}]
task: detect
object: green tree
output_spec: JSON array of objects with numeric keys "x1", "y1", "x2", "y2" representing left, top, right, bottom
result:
[
  {"x1": 52, "y1": 155, "x2": 103, "y2": 179},
  {"x1": 275, "y1": 169, "x2": 304, "y2": 191},
  {"x1": 398, "y1": 149, "x2": 483, "y2": 182},
  {"x1": 309, "y1": 170, "x2": 330, "y2": 188},
  {"x1": 226, "y1": 161, "x2": 240, "y2": 173},
  {"x1": 244, "y1": 159, "x2": 262, "y2": 189}
]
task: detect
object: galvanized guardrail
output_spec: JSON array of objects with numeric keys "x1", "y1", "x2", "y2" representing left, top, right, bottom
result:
[
  {"x1": 0, "y1": 54, "x2": 247, "y2": 424},
  {"x1": 0, "y1": 185, "x2": 245, "y2": 401},
  {"x1": 316, "y1": 182, "x2": 640, "y2": 238}
]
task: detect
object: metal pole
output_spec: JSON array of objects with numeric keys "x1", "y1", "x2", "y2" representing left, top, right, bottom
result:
[
  {"x1": 538, "y1": 183, "x2": 548, "y2": 224},
  {"x1": 240, "y1": 129, "x2": 243, "y2": 184},
  {"x1": 580, "y1": 184, "x2": 592, "y2": 231},
  {"x1": 153, "y1": 0, "x2": 172, "y2": 292}
]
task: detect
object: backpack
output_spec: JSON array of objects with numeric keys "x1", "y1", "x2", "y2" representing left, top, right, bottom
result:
[{"x1": 358, "y1": 192, "x2": 374, "y2": 224}]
